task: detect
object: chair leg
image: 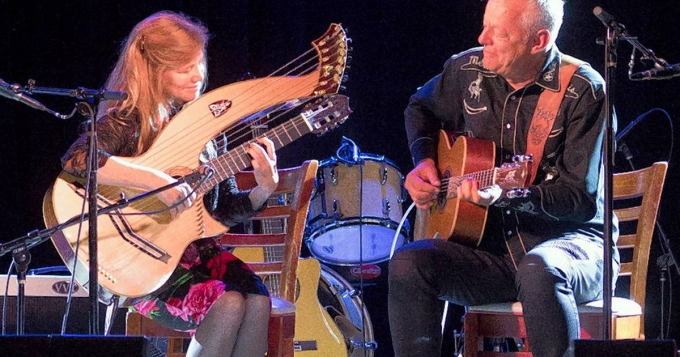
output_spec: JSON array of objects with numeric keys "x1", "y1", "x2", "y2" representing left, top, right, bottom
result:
[
  {"x1": 268, "y1": 312, "x2": 296, "y2": 357},
  {"x1": 463, "y1": 312, "x2": 480, "y2": 357}
]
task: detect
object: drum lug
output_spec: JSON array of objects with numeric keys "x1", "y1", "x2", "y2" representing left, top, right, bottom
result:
[
  {"x1": 332, "y1": 199, "x2": 339, "y2": 214},
  {"x1": 348, "y1": 288, "x2": 361, "y2": 298},
  {"x1": 382, "y1": 199, "x2": 391, "y2": 217},
  {"x1": 381, "y1": 165, "x2": 388, "y2": 185},
  {"x1": 399, "y1": 175, "x2": 407, "y2": 203},
  {"x1": 352, "y1": 340, "x2": 379, "y2": 351},
  {"x1": 330, "y1": 167, "x2": 338, "y2": 185}
]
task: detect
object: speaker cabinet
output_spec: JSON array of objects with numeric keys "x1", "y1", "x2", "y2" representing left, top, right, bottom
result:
[
  {"x1": 0, "y1": 335, "x2": 161, "y2": 357},
  {"x1": 574, "y1": 339, "x2": 678, "y2": 357}
]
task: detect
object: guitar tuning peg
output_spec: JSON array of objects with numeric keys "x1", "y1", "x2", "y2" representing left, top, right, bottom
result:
[
  {"x1": 339, "y1": 85, "x2": 347, "y2": 92},
  {"x1": 346, "y1": 37, "x2": 353, "y2": 43},
  {"x1": 347, "y1": 55, "x2": 353, "y2": 64},
  {"x1": 342, "y1": 75, "x2": 349, "y2": 83}
]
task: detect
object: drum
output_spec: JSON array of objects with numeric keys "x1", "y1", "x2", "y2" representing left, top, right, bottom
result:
[
  {"x1": 307, "y1": 153, "x2": 408, "y2": 265},
  {"x1": 319, "y1": 265, "x2": 376, "y2": 357}
]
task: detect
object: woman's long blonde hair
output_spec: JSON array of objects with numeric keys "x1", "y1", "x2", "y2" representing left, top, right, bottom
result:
[{"x1": 101, "y1": 11, "x2": 209, "y2": 155}]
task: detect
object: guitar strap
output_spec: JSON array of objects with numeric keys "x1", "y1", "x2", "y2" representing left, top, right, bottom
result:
[
  {"x1": 505, "y1": 54, "x2": 584, "y2": 268},
  {"x1": 525, "y1": 54, "x2": 584, "y2": 184}
]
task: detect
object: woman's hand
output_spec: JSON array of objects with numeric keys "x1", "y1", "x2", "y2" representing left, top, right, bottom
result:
[
  {"x1": 153, "y1": 171, "x2": 197, "y2": 218},
  {"x1": 247, "y1": 137, "x2": 279, "y2": 209}
]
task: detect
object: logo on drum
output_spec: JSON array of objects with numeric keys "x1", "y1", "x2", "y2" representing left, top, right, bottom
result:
[{"x1": 350, "y1": 264, "x2": 382, "y2": 280}]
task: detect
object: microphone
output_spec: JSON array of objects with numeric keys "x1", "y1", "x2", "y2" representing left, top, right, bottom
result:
[
  {"x1": 0, "y1": 79, "x2": 48, "y2": 111},
  {"x1": 630, "y1": 63, "x2": 680, "y2": 80},
  {"x1": 593, "y1": 6, "x2": 626, "y2": 33}
]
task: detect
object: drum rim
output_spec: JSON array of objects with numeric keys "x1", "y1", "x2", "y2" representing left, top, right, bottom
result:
[
  {"x1": 305, "y1": 218, "x2": 407, "y2": 266},
  {"x1": 319, "y1": 153, "x2": 401, "y2": 171},
  {"x1": 318, "y1": 264, "x2": 375, "y2": 353},
  {"x1": 307, "y1": 217, "x2": 408, "y2": 236}
]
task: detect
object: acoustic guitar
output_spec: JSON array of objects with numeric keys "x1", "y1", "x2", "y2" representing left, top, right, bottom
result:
[
  {"x1": 421, "y1": 130, "x2": 531, "y2": 246},
  {"x1": 232, "y1": 216, "x2": 346, "y2": 356}
]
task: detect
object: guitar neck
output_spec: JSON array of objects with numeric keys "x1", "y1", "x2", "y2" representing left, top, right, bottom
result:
[
  {"x1": 196, "y1": 115, "x2": 311, "y2": 195},
  {"x1": 443, "y1": 163, "x2": 528, "y2": 199},
  {"x1": 443, "y1": 167, "x2": 497, "y2": 199}
]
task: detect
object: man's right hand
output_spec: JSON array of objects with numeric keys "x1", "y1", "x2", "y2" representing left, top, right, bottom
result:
[{"x1": 404, "y1": 158, "x2": 441, "y2": 209}]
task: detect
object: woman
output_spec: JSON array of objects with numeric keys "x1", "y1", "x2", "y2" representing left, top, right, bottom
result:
[{"x1": 61, "y1": 11, "x2": 276, "y2": 356}]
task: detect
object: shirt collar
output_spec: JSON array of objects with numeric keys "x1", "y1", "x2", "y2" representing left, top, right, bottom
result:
[{"x1": 534, "y1": 46, "x2": 563, "y2": 92}]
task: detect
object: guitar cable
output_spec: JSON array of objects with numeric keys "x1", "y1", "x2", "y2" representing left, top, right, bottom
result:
[
  {"x1": 62, "y1": 102, "x2": 97, "y2": 335},
  {"x1": 2, "y1": 261, "x2": 15, "y2": 335}
]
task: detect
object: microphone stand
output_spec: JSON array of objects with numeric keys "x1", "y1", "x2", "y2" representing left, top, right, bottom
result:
[
  {"x1": 600, "y1": 22, "x2": 617, "y2": 342},
  {"x1": 595, "y1": 6, "x2": 677, "y2": 340},
  {"x1": 1, "y1": 80, "x2": 128, "y2": 334}
]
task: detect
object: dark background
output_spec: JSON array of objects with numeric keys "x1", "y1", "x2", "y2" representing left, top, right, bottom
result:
[{"x1": 1, "y1": 0, "x2": 678, "y2": 354}]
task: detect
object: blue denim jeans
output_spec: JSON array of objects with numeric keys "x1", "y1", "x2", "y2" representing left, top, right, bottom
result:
[{"x1": 388, "y1": 235, "x2": 618, "y2": 357}]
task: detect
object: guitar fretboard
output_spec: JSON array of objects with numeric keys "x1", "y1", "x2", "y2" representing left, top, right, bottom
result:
[
  {"x1": 196, "y1": 116, "x2": 311, "y2": 195},
  {"x1": 442, "y1": 168, "x2": 496, "y2": 199}
]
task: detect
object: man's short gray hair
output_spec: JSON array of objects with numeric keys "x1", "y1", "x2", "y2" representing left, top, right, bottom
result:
[{"x1": 522, "y1": 0, "x2": 564, "y2": 45}]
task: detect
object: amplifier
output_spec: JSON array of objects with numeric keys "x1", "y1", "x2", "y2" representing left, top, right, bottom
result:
[
  {"x1": 0, "y1": 335, "x2": 163, "y2": 357},
  {"x1": 0, "y1": 274, "x2": 88, "y2": 297},
  {"x1": 574, "y1": 339, "x2": 679, "y2": 357},
  {"x1": 0, "y1": 275, "x2": 126, "y2": 335}
]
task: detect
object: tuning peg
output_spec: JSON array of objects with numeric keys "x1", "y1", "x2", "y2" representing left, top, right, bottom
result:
[
  {"x1": 342, "y1": 75, "x2": 349, "y2": 83},
  {"x1": 340, "y1": 85, "x2": 347, "y2": 92},
  {"x1": 347, "y1": 55, "x2": 353, "y2": 64}
]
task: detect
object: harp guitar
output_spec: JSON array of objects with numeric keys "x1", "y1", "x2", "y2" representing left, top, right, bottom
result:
[{"x1": 43, "y1": 24, "x2": 350, "y2": 299}]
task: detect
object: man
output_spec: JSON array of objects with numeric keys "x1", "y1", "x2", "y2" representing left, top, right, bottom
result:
[{"x1": 389, "y1": 0, "x2": 619, "y2": 356}]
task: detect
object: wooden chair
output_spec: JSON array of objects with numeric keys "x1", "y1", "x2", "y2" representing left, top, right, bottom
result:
[
  {"x1": 463, "y1": 162, "x2": 668, "y2": 356},
  {"x1": 126, "y1": 160, "x2": 319, "y2": 357}
]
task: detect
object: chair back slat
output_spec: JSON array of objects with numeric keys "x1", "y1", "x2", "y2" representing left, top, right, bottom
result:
[
  {"x1": 616, "y1": 234, "x2": 637, "y2": 249},
  {"x1": 248, "y1": 262, "x2": 284, "y2": 274},
  {"x1": 613, "y1": 207, "x2": 640, "y2": 223},
  {"x1": 253, "y1": 206, "x2": 294, "y2": 218},
  {"x1": 220, "y1": 233, "x2": 286, "y2": 246}
]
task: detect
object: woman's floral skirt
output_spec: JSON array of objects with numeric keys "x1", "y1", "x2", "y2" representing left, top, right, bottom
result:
[{"x1": 128, "y1": 238, "x2": 269, "y2": 334}]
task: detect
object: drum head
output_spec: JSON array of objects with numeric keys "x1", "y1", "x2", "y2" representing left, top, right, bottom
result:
[{"x1": 308, "y1": 222, "x2": 406, "y2": 265}]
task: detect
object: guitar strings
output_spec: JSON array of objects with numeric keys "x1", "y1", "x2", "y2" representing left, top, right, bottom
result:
[
  {"x1": 128, "y1": 26, "x2": 346, "y2": 172},
  {"x1": 102, "y1": 109, "x2": 314, "y2": 271},
  {"x1": 92, "y1": 31, "x2": 343, "y2": 214},
  {"x1": 103, "y1": 55, "x2": 348, "y2": 272},
  {"x1": 441, "y1": 168, "x2": 498, "y2": 199},
  {"x1": 100, "y1": 28, "x2": 346, "y2": 201},
  {"x1": 91, "y1": 28, "x2": 347, "y2": 275}
]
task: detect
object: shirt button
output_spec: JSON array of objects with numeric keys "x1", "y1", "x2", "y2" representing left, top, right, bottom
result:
[
  {"x1": 511, "y1": 95, "x2": 517, "y2": 100},
  {"x1": 506, "y1": 123, "x2": 512, "y2": 129},
  {"x1": 506, "y1": 210, "x2": 512, "y2": 215},
  {"x1": 507, "y1": 230, "x2": 514, "y2": 236}
]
